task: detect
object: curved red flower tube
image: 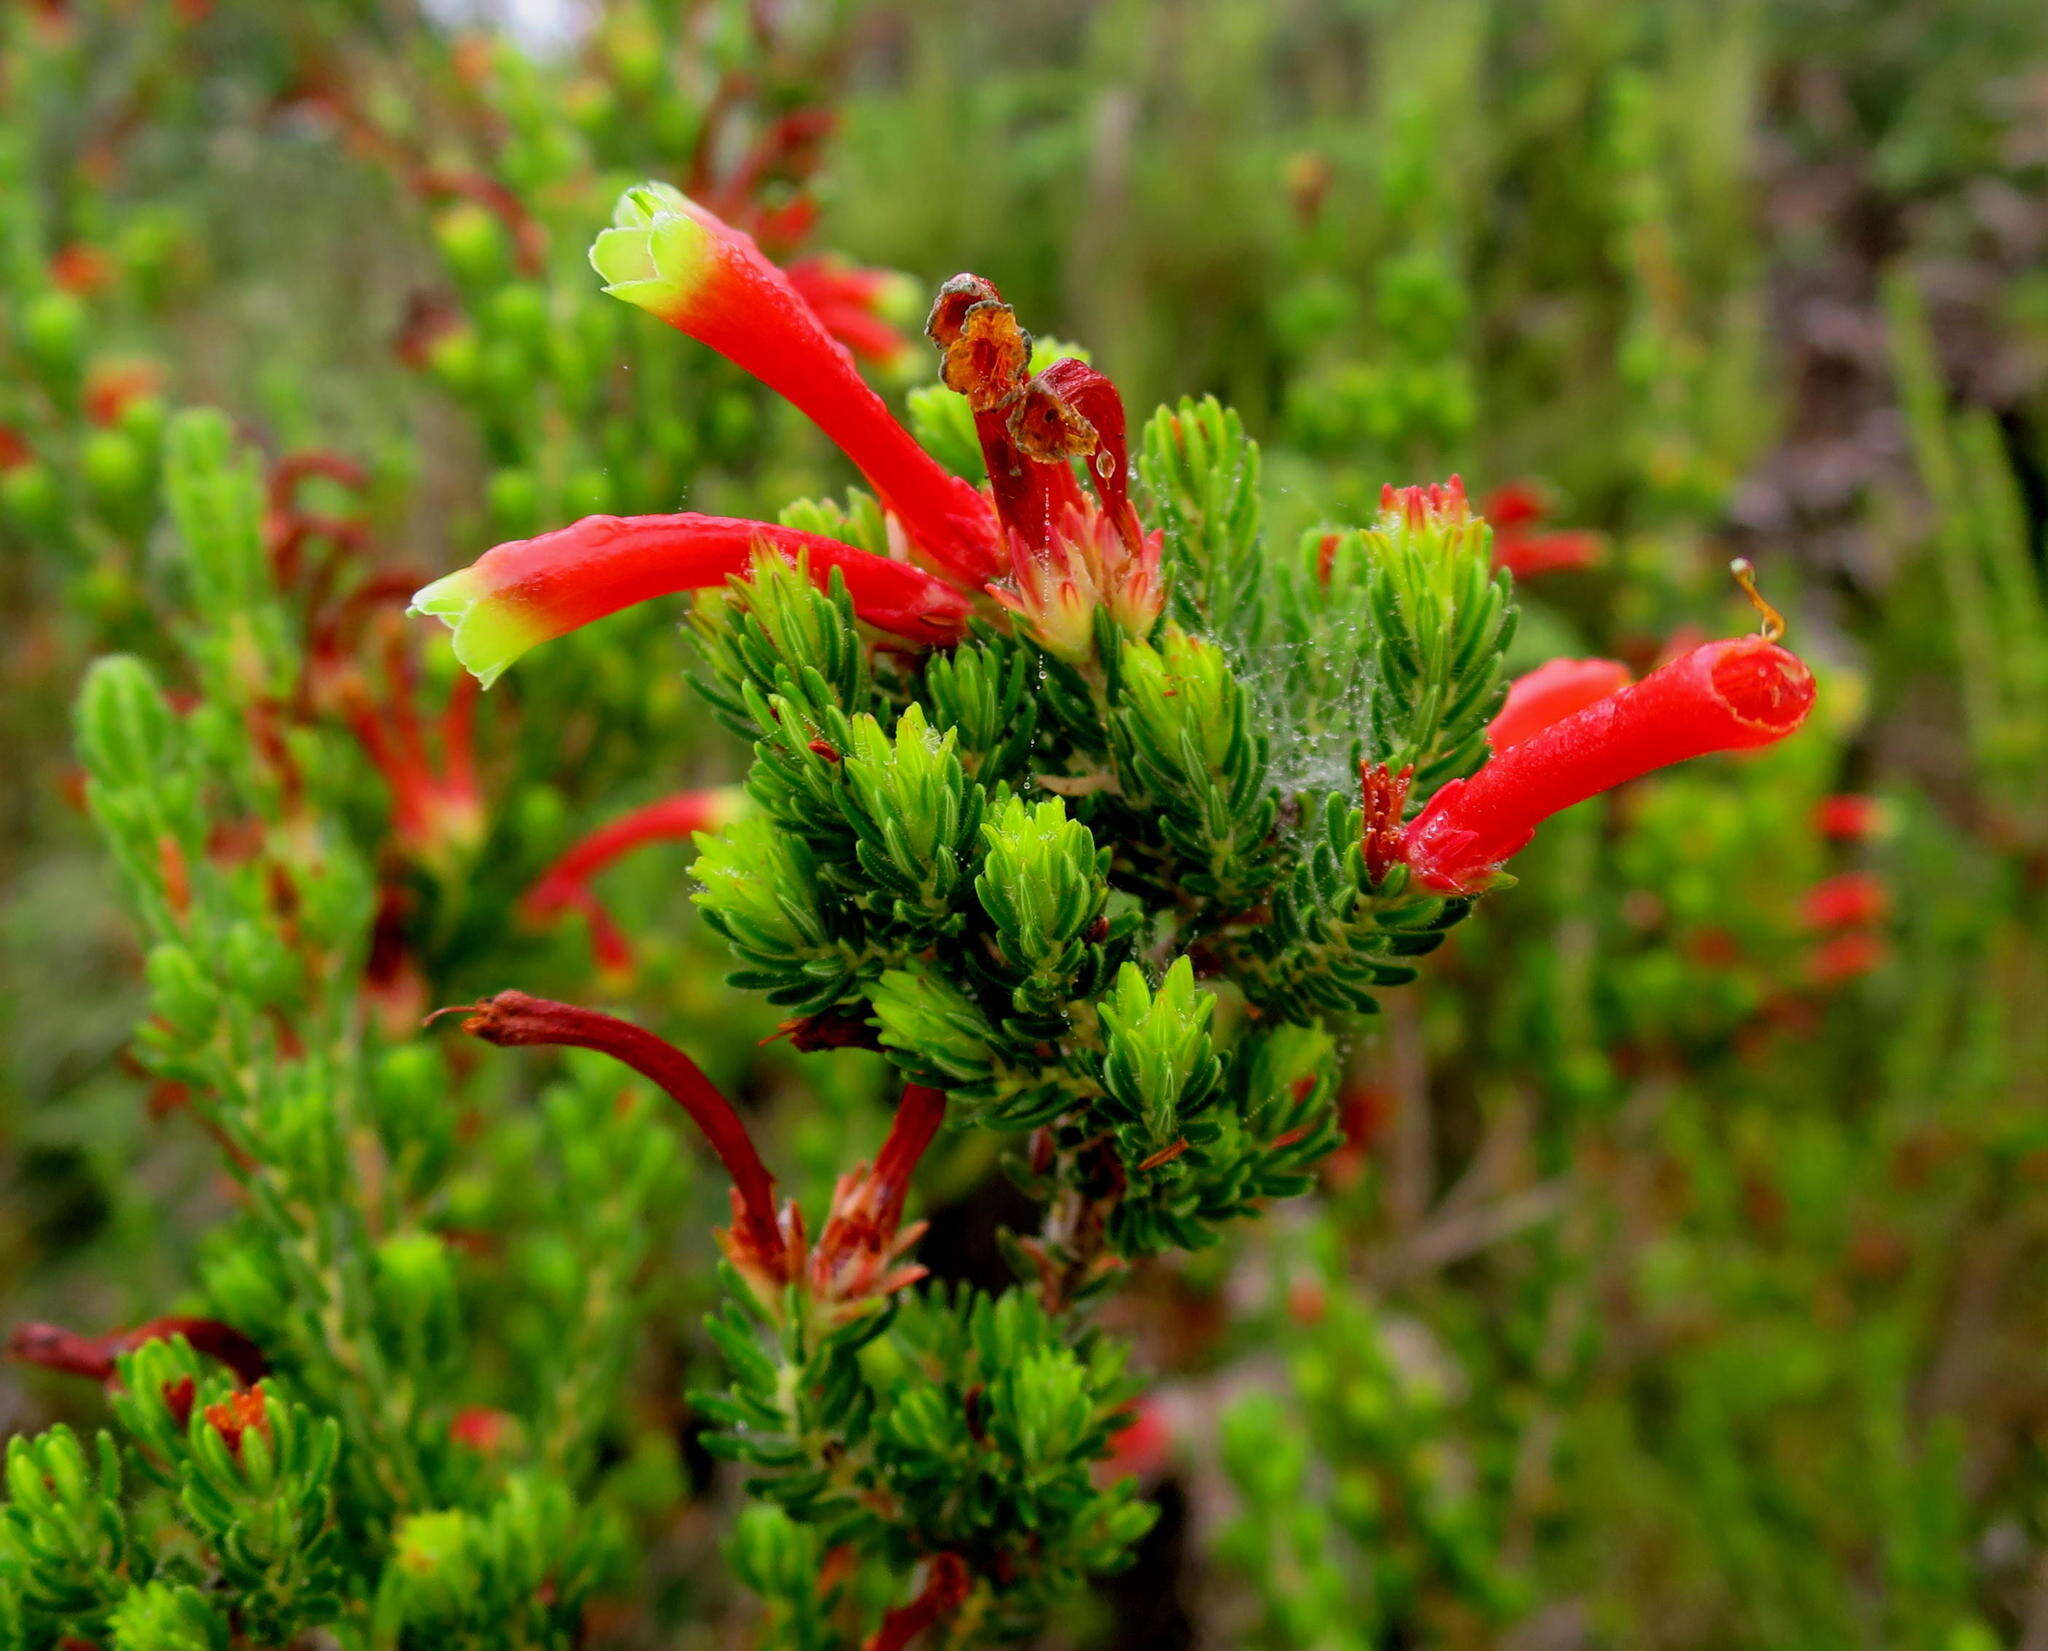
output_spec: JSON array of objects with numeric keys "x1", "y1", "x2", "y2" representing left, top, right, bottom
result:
[
  {"x1": 1403, "y1": 635, "x2": 1816, "y2": 893},
  {"x1": 412, "y1": 512, "x2": 972, "y2": 685}
]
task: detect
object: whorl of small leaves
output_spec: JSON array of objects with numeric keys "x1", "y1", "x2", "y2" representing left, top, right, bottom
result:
[
  {"x1": 916, "y1": 625, "x2": 1039, "y2": 785},
  {"x1": 688, "y1": 551, "x2": 876, "y2": 741},
  {"x1": 372, "y1": 1478, "x2": 620, "y2": 1650},
  {"x1": 1358, "y1": 510, "x2": 1516, "y2": 796},
  {"x1": 869, "y1": 1290, "x2": 1155, "y2": 1623},
  {"x1": 1242, "y1": 791, "x2": 1468, "y2": 1021},
  {"x1": 1140, "y1": 395, "x2": 1264, "y2": 640},
  {"x1": 1100, "y1": 1019, "x2": 1342, "y2": 1256},
  {"x1": 1107, "y1": 629, "x2": 1280, "y2": 918},
  {"x1": 693, "y1": 815, "x2": 863, "y2": 1012},
  {"x1": 1094, "y1": 958, "x2": 1222, "y2": 1164},
  {"x1": 839, "y1": 703, "x2": 983, "y2": 935},
  {"x1": 2, "y1": 1340, "x2": 353, "y2": 1650},
  {"x1": 2, "y1": 1426, "x2": 131, "y2": 1640},
  {"x1": 973, "y1": 794, "x2": 1110, "y2": 1021}
]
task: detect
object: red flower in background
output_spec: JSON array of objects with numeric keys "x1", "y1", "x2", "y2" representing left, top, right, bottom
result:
[
  {"x1": 521, "y1": 788, "x2": 744, "y2": 974},
  {"x1": 1806, "y1": 931, "x2": 1889, "y2": 986},
  {"x1": 785, "y1": 255, "x2": 917, "y2": 370},
  {"x1": 49, "y1": 243, "x2": 113, "y2": 296},
  {"x1": 1483, "y1": 481, "x2": 1605, "y2": 579},
  {"x1": 1801, "y1": 871, "x2": 1890, "y2": 930},
  {"x1": 83, "y1": 359, "x2": 164, "y2": 426},
  {"x1": 1815, "y1": 794, "x2": 1883, "y2": 841}
]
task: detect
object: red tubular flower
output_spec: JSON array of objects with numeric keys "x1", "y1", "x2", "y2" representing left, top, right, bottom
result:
[
  {"x1": 414, "y1": 168, "x2": 548, "y2": 277},
  {"x1": 413, "y1": 513, "x2": 972, "y2": 685},
  {"x1": 1483, "y1": 481, "x2": 1544, "y2": 529},
  {"x1": 7, "y1": 1315, "x2": 268, "y2": 1386},
  {"x1": 522, "y1": 789, "x2": 743, "y2": 921},
  {"x1": 1496, "y1": 529, "x2": 1604, "y2": 580},
  {"x1": 1487, "y1": 658, "x2": 1633, "y2": 752},
  {"x1": 1800, "y1": 871, "x2": 1890, "y2": 930},
  {"x1": 436, "y1": 991, "x2": 785, "y2": 1275},
  {"x1": 337, "y1": 629, "x2": 483, "y2": 858},
  {"x1": 1402, "y1": 635, "x2": 1816, "y2": 893},
  {"x1": 267, "y1": 449, "x2": 370, "y2": 516},
  {"x1": 590, "y1": 184, "x2": 999, "y2": 583}
]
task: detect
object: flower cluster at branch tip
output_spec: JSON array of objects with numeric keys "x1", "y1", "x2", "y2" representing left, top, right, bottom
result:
[
  {"x1": 411, "y1": 183, "x2": 1161, "y2": 683},
  {"x1": 1379, "y1": 474, "x2": 1482, "y2": 544}
]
